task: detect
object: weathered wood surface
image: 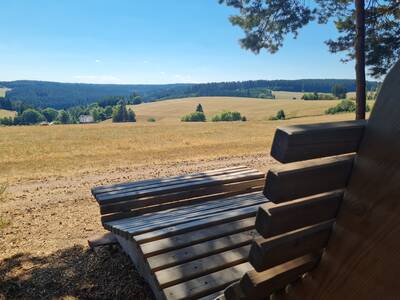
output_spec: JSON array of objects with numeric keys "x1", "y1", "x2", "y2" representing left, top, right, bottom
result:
[
  {"x1": 237, "y1": 255, "x2": 320, "y2": 300},
  {"x1": 276, "y1": 59, "x2": 400, "y2": 299},
  {"x1": 249, "y1": 220, "x2": 333, "y2": 272},
  {"x1": 255, "y1": 190, "x2": 343, "y2": 238},
  {"x1": 271, "y1": 120, "x2": 366, "y2": 163},
  {"x1": 94, "y1": 166, "x2": 264, "y2": 223},
  {"x1": 264, "y1": 155, "x2": 354, "y2": 203}
]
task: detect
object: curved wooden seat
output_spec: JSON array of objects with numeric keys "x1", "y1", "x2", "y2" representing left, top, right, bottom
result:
[{"x1": 222, "y1": 60, "x2": 400, "y2": 299}]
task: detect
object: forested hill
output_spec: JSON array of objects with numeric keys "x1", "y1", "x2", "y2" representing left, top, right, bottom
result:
[{"x1": 0, "y1": 79, "x2": 378, "y2": 109}]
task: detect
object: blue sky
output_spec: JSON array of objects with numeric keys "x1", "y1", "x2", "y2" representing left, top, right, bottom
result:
[{"x1": 0, "y1": 0, "x2": 358, "y2": 84}]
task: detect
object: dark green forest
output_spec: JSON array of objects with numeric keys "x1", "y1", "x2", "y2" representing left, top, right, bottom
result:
[{"x1": 0, "y1": 79, "x2": 378, "y2": 109}]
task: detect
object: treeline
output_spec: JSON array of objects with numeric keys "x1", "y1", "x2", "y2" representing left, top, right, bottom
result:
[
  {"x1": 0, "y1": 96, "x2": 138, "y2": 126},
  {"x1": 0, "y1": 79, "x2": 379, "y2": 109}
]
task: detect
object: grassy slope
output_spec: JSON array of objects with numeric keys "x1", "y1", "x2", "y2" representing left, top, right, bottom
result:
[
  {"x1": 1, "y1": 96, "x2": 360, "y2": 181},
  {"x1": 129, "y1": 96, "x2": 342, "y2": 122},
  {"x1": 0, "y1": 88, "x2": 6, "y2": 97}
]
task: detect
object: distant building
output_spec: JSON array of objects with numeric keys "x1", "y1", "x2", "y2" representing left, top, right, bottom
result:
[{"x1": 79, "y1": 115, "x2": 94, "y2": 123}]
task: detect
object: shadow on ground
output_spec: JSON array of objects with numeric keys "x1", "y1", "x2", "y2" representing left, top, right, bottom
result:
[{"x1": 0, "y1": 245, "x2": 154, "y2": 299}]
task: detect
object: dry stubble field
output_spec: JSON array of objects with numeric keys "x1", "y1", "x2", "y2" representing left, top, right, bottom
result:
[{"x1": 0, "y1": 97, "x2": 360, "y2": 299}]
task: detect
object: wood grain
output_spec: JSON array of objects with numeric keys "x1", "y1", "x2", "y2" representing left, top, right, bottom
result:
[
  {"x1": 271, "y1": 120, "x2": 365, "y2": 163},
  {"x1": 264, "y1": 155, "x2": 354, "y2": 203}
]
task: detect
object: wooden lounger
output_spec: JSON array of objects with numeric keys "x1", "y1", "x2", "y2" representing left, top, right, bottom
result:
[
  {"x1": 92, "y1": 166, "x2": 266, "y2": 299},
  {"x1": 219, "y1": 60, "x2": 400, "y2": 299}
]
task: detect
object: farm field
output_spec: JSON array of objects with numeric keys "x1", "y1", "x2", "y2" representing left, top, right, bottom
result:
[
  {"x1": 0, "y1": 88, "x2": 7, "y2": 97},
  {"x1": 130, "y1": 96, "x2": 344, "y2": 122},
  {"x1": 0, "y1": 97, "x2": 365, "y2": 299}
]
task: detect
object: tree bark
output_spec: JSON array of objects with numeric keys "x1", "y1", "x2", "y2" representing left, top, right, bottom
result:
[{"x1": 355, "y1": 0, "x2": 366, "y2": 120}]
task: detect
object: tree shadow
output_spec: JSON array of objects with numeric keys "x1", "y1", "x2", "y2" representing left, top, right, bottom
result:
[{"x1": 0, "y1": 244, "x2": 154, "y2": 299}]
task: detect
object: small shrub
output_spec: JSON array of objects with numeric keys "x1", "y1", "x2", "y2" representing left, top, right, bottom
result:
[
  {"x1": 147, "y1": 117, "x2": 156, "y2": 122},
  {"x1": 196, "y1": 104, "x2": 204, "y2": 113},
  {"x1": 326, "y1": 100, "x2": 357, "y2": 114},
  {"x1": 276, "y1": 110, "x2": 286, "y2": 120},
  {"x1": 241, "y1": 116, "x2": 247, "y2": 122},
  {"x1": 269, "y1": 109, "x2": 286, "y2": 121},
  {"x1": 212, "y1": 111, "x2": 242, "y2": 122},
  {"x1": 181, "y1": 112, "x2": 206, "y2": 122}
]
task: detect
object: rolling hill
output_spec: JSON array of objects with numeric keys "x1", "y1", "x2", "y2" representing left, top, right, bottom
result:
[{"x1": 0, "y1": 79, "x2": 378, "y2": 109}]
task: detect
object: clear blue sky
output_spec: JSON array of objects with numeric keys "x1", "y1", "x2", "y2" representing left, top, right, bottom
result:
[{"x1": 0, "y1": 0, "x2": 359, "y2": 84}]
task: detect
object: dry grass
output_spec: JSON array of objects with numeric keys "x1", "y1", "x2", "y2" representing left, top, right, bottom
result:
[
  {"x1": 272, "y1": 91, "x2": 305, "y2": 100},
  {"x1": 0, "y1": 107, "x2": 355, "y2": 182},
  {"x1": 0, "y1": 109, "x2": 15, "y2": 118},
  {"x1": 0, "y1": 88, "x2": 7, "y2": 98},
  {"x1": 129, "y1": 96, "x2": 342, "y2": 123}
]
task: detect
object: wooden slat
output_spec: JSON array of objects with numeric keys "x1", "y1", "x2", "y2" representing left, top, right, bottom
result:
[
  {"x1": 264, "y1": 155, "x2": 354, "y2": 203},
  {"x1": 141, "y1": 217, "x2": 258, "y2": 257},
  {"x1": 256, "y1": 190, "x2": 343, "y2": 238},
  {"x1": 109, "y1": 194, "x2": 266, "y2": 237},
  {"x1": 97, "y1": 168, "x2": 259, "y2": 200},
  {"x1": 134, "y1": 203, "x2": 264, "y2": 243},
  {"x1": 198, "y1": 291, "x2": 225, "y2": 300},
  {"x1": 100, "y1": 178, "x2": 265, "y2": 215},
  {"x1": 156, "y1": 245, "x2": 251, "y2": 288},
  {"x1": 97, "y1": 170, "x2": 263, "y2": 203},
  {"x1": 100, "y1": 187, "x2": 262, "y2": 223},
  {"x1": 92, "y1": 166, "x2": 249, "y2": 195},
  {"x1": 163, "y1": 262, "x2": 253, "y2": 300},
  {"x1": 270, "y1": 120, "x2": 366, "y2": 163},
  {"x1": 238, "y1": 254, "x2": 320, "y2": 300},
  {"x1": 147, "y1": 228, "x2": 257, "y2": 271},
  {"x1": 249, "y1": 220, "x2": 333, "y2": 272}
]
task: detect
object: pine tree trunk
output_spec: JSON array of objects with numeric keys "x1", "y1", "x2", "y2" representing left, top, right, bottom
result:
[{"x1": 355, "y1": 0, "x2": 366, "y2": 120}]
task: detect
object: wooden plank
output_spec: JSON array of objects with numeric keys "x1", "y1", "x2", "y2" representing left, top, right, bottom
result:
[
  {"x1": 249, "y1": 220, "x2": 333, "y2": 272},
  {"x1": 264, "y1": 154, "x2": 354, "y2": 203},
  {"x1": 270, "y1": 120, "x2": 366, "y2": 163},
  {"x1": 163, "y1": 262, "x2": 253, "y2": 300},
  {"x1": 92, "y1": 166, "x2": 249, "y2": 195},
  {"x1": 198, "y1": 291, "x2": 225, "y2": 300},
  {"x1": 100, "y1": 187, "x2": 262, "y2": 223},
  {"x1": 133, "y1": 204, "x2": 263, "y2": 243},
  {"x1": 110, "y1": 194, "x2": 266, "y2": 237},
  {"x1": 97, "y1": 168, "x2": 260, "y2": 200},
  {"x1": 145, "y1": 221, "x2": 257, "y2": 264},
  {"x1": 224, "y1": 282, "x2": 246, "y2": 300},
  {"x1": 97, "y1": 170, "x2": 263, "y2": 203},
  {"x1": 100, "y1": 178, "x2": 265, "y2": 215},
  {"x1": 156, "y1": 245, "x2": 251, "y2": 288},
  {"x1": 106, "y1": 192, "x2": 264, "y2": 231},
  {"x1": 239, "y1": 254, "x2": 320, "y2": 300},
  {"x1": 147, "y1": 228, "x2": 257, "y2": 271},
  {"x1": 256, "y1": 190, "x2": 343, "y2": 238}
]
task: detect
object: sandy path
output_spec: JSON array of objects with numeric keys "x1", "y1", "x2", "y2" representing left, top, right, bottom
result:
[{"x1": 0, "y1": 154, "x2": 276, "y2": 299}]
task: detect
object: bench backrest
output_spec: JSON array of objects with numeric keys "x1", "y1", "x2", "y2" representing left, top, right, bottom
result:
[
  {"x1": 92, "y1": 166, "x2": 264, "y2": 223},
  {"x1": 223, "y1": 60, "x2": 400, "y2": 299}
]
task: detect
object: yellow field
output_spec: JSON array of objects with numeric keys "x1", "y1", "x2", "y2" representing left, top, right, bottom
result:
[
  {"x1": 0, "y1": 88, "x2": 9, "y2": 97},
  {"x1": 0, "y1": 97, "x2": 361, "y2": 182},
  {"x1": 130, "y1": 96, "x2": 343, "y2": 122},
  {"x1": 0, "y1": 109, "x2": 16, "y2": 118},
  {"x1": 272, "y1": 91, "x2": 305, "y2": 100}
]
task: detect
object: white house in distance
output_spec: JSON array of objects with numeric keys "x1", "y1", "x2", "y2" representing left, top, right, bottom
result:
[{"x1": 79, "y1": 115, "x2": 94, "y2": 124}]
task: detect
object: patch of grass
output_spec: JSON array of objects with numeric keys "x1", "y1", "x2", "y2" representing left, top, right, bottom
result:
[
  {"x1": 0, "y1": 182, "x2": 7, "y2": 202},
  {"x1": 0, "y1": 109, "x2": 16, "y2": 118}
]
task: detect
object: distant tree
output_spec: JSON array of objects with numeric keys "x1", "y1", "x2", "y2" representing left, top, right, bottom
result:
[
  {"x1": 127, "y1": 109, "x2": 136, "y2": 122},
  {"x1": 332, "y1": 85, "x2": 347, "y2": 99},
  {"x1": 42, "y1": 108, "x2": 59, "y2": 122},
  {"x1": 276, "y1": 109, "x2": 286, "y2": 120},
  {"x1": 20, "y1": 109, "x2": 46, "y2": 125},
  {"x1": 112, "y1": 102, "x2": 135, "y2": 122},
  {"x1": 181, "y1": 112, "x2": 207, "y2": 122},
  {"x1": 0, "y1": 97, "x2": 12, "y2": 110},
  {"x1": 57, "y1": 110, "x2": 71, "y2": 124},
  {"x1": 0, "y1": 117, "x2": 14, "y2": 126},
  {"x1": 212, "y1": 111, "x2": 242, "y2": 122},
  {"x1": 196, "y1": 104, "x2": 204, "y2": 113},
  {"x1": 104, "y1": 106, "x2": 114, "y2": 118}
]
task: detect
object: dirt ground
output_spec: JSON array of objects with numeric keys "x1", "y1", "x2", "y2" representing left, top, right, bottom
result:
[{"x1": 0, "y1": 153, "x2": 275, "y2": 299}]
